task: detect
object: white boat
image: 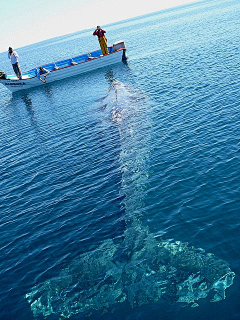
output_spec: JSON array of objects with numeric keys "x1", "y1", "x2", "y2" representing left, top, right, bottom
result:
[{"x1": 0, "y1": 41, "x2": 127, "y2": 93}]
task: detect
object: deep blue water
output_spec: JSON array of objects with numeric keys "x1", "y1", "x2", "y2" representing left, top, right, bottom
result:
[{"x1": 1, "y1": 0, "x2": 240, "y2": 319}]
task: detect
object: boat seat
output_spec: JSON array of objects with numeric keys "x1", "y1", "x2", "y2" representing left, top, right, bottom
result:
[
  {"x1": 72, "y1": 54, "x2": 89, "y2": 63},
  {"x1": 42, "y1": 63, "x2": 56, "y2": 71},
  {"x1": 90, "y1": 50, "x2": 102, "y2": 58},
  {"x1": 55, "y1": 59, "x2": 73, "y2": 68},
  {"x1": 22, "y1": 68, "x2": 38, "y2": 78}
]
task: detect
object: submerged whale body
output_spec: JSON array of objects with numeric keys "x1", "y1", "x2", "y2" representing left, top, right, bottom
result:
[
  {"x1": 25, "y1": 81, "x2": 235, "y2": 318},
  {"x1": 26, "y1": 225, "x2": 234, "y2": 318}
]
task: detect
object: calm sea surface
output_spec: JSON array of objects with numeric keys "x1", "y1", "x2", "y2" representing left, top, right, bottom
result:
[{"x1": 1, "y1": 0, "x2": 240, "y2": 319}]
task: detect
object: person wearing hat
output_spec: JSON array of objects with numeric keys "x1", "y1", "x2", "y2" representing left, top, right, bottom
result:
[
  {"x1": 8, "y1": 47, "x2": 22, "y2": 80},
  {"x1": 93, "y1": 26, "x2": 109, "y2": 55}
]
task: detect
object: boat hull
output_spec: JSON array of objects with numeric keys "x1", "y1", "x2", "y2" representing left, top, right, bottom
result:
[{"x1": 0, "y1": 49, "x2": 126, "y2": 93}]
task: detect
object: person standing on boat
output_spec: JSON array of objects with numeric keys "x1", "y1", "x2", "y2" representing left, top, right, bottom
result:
[
  {"x1": 8, "y1": 47, "x2": 22, "y2": 79},
  {"x1": 93, "y1": 26, "x2": 109, "y2": 55}
]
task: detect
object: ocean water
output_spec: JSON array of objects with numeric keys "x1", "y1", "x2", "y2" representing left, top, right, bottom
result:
[{"x1": 1, "y1": 0, "x2": 240, "y2": 319}]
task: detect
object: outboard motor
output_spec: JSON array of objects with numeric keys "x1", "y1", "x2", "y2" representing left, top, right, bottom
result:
[{"x1": 113, "y1": 41, "x2": 127, "y2": 61}]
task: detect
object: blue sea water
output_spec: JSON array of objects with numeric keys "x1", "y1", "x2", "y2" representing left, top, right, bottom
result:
[{"x1": 1, "y1": 0, "x2": 240, "y2": 319}]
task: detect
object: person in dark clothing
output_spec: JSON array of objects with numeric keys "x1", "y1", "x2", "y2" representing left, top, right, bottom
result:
[{"x1": 0, "y1": 70, "x2": 7, "y2": 80}]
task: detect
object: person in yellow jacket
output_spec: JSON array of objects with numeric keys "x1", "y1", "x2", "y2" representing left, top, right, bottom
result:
[{"x1": 93, "y1": 26, "x2": 109, "y2": 55}]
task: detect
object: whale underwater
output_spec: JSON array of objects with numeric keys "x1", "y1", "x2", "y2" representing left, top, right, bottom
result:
[{"x1": 25, "y1": 81, "x2": 235, "y2": 319}]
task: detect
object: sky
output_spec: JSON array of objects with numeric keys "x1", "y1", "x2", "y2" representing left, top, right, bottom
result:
[{"x1": 0, "y1": 0, "x2": 200, "y2": 53}]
